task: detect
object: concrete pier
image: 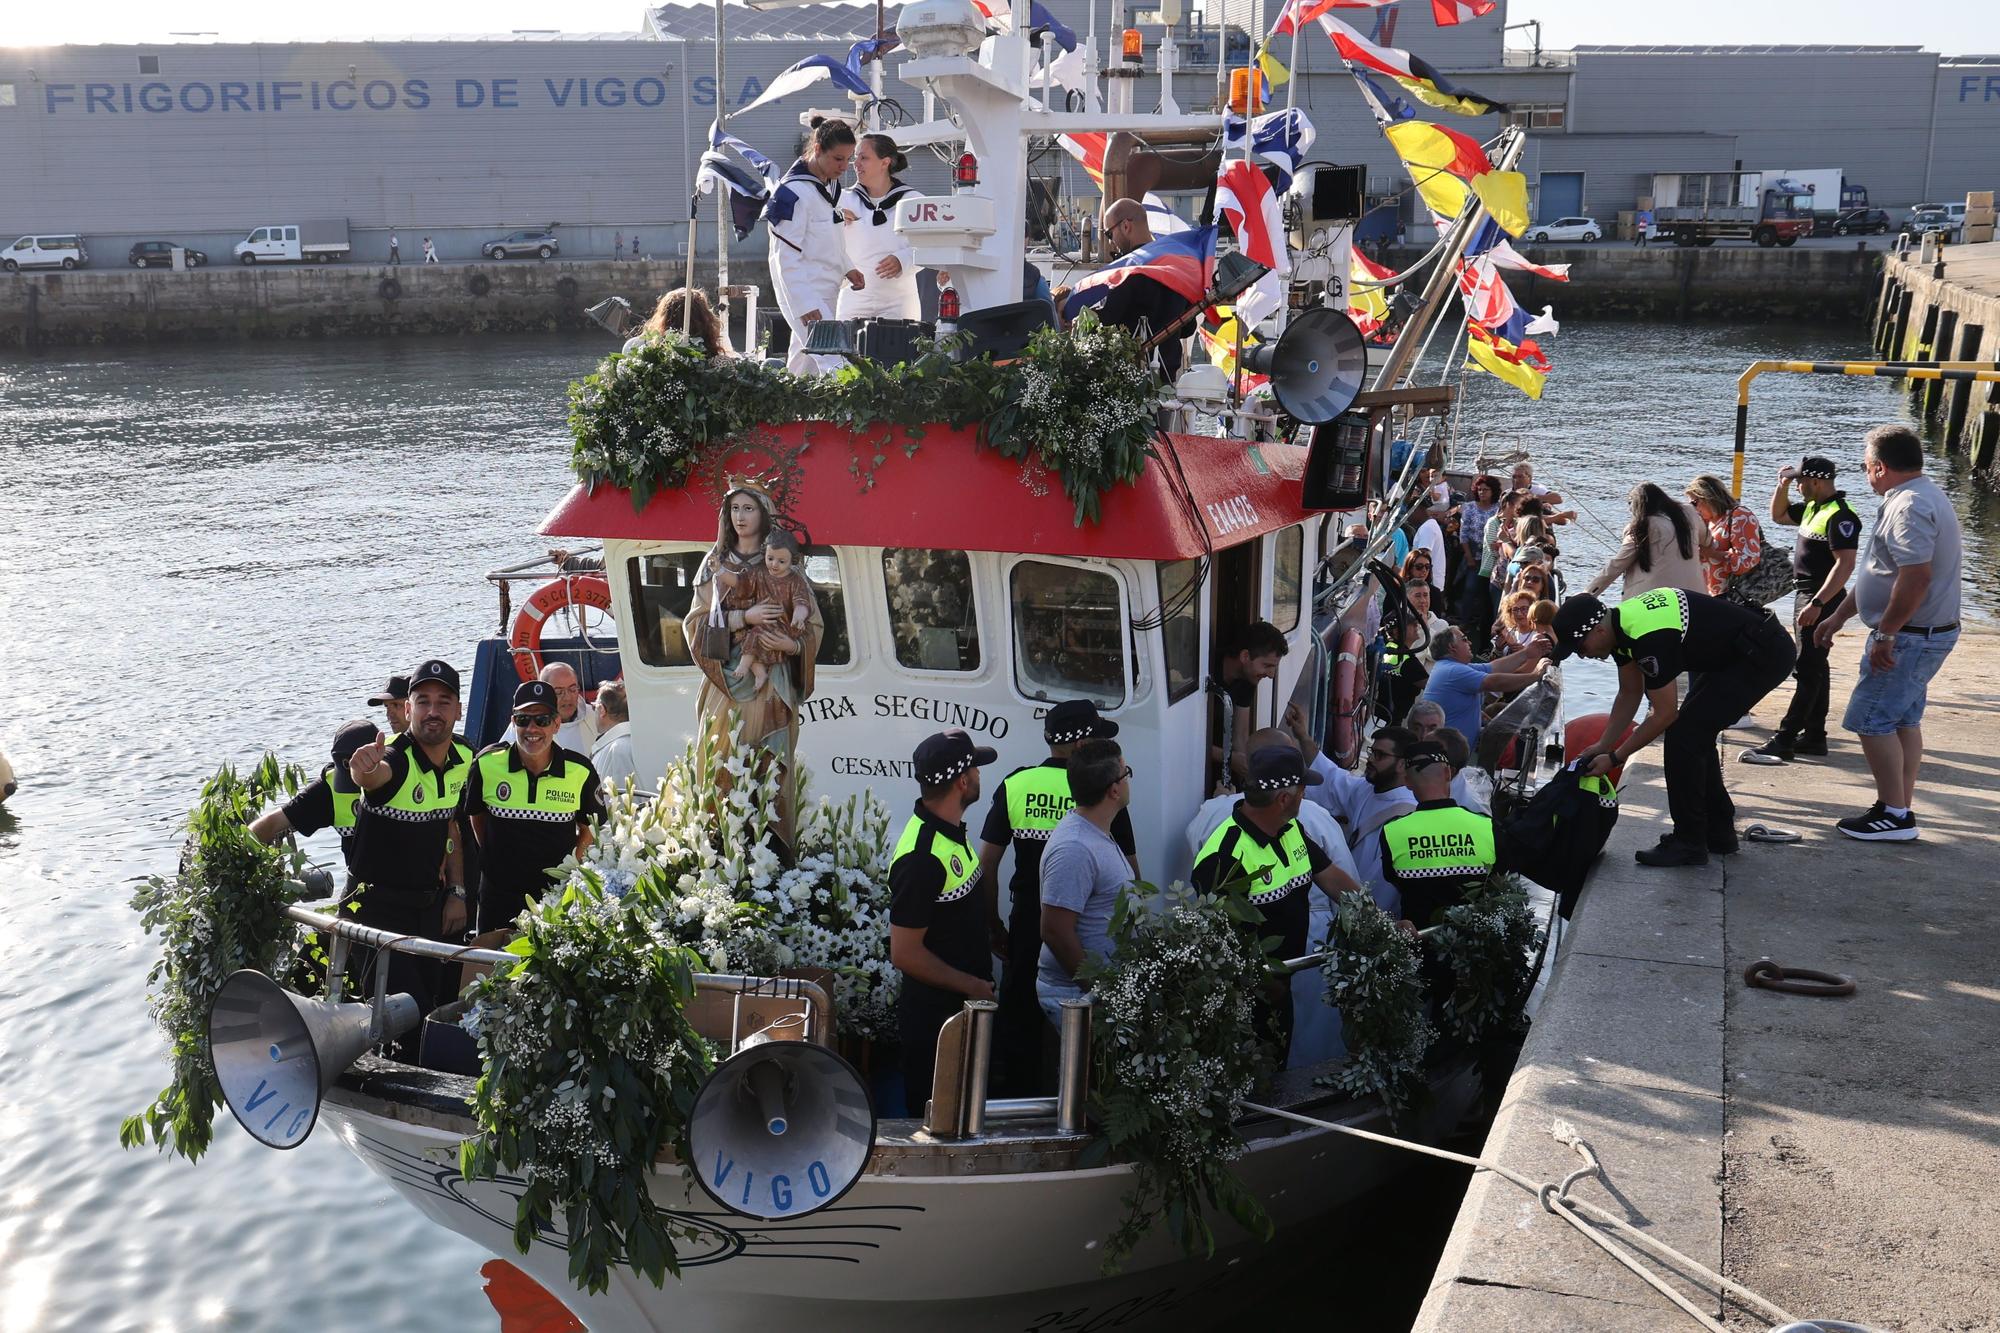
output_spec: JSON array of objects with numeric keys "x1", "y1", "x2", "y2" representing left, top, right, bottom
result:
[
  {"x1": 1417, "y1": 632, "x2": 2000, "y2": 1332},
  {"x1": 1873, "y1": 240, "x2": 2000, "y2": 476}
]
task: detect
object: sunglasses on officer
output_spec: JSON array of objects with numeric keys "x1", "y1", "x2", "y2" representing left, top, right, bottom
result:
[{"x1": 513, "y1": 711, "x2": 557, "y2": 728}]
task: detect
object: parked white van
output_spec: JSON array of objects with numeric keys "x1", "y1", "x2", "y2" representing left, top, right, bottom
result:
[{"x1": 2, "y1": 235, "x2": 89, "y2": 272}]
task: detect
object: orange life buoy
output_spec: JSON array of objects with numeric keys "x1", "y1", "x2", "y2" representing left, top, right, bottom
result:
[
  {"x1": 1329, "y1": 628, "x2": 1366, "y2": 768},
  {"x1": 510, "y1": 575, "x2": 614, "y2": 681},
  {"x1": 1562, "y1": 711, "x2": 1635, "y2": 785}
]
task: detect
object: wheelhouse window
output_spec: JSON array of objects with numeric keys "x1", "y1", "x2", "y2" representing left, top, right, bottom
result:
[
  {"x1": 1157, "y1": 558, "x2": 1201, "y2": 704},
  {"x1": 626, "y1": 549, "x2": 851, "y2": 669},
  {"x1": 1272, "y1": 526, "x2": 1303, "y2": 633},
  {"x1": 882, "y1": 548, "x2": 980, "y2": 671},
  {"x1": 1010, "y1": 561, "x2": 1126, "y2": 708}
]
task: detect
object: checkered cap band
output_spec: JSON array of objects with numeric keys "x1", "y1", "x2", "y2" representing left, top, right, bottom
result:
[
  {"x1": 920, "y1": 755, "x2": 973, "y2": 787},
  {"x1": 1250, "y1": 773, "x2": 1303, "y2": 791},
  {"x1": 1045, "y1": 726, "x2": 1095, "y2": 744},
  {"x1": 1799, "y1": 460, "x2": 1836, "y2": 479}
]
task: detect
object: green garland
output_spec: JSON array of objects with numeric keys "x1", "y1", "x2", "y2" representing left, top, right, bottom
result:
[
  {"x1": 458, "y1": 871, "x2": 717, "y2": 1295},
  {"x1": 1318, "y1": 890, "x2": 1433, "y2": 1125},
  {"x1": 1429, "y1": 872, "x2": 1542, "y2": 1049},
  {"x1": 121, "y1": 756, "x2": 310, "y2": 1161},
  {"x1": 567, "y1": 322, "x2": 1158, "y2": 525},
  {"x1": 1081, "y1": 884, "x2": 1276, "y2": 1273}
]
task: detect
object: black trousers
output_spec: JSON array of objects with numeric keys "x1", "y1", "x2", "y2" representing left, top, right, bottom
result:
[
  {"x1": 1662, "y1": 616, "x2": 1798, "y2": 845},
  {"x1": 994, "y1": 883, "x2": 1048, "y2": 1096},
  {"x1": 1774, "y1": 592, "x2": 1833, "y2": 743},
  {"x1": 347, "y1": 883, "x2": 447, "y2": 1057},
  {"x1": 898, "y1": 986, "x2": 968, "y2": 1120}
]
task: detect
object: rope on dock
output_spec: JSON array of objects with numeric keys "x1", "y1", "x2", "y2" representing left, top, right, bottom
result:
[{"x1": 1235, "y1": 1100, "x2": 1886, "y2": 1333}]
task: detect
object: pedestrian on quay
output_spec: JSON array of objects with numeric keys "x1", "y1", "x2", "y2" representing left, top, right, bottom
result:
[
  {"x1": 1740, "y1": 458, "x2": 1860, "y2": 765},
  {"x1": 1813, "y1": 426, "x2": 1963, "y2": 841},
  {"x1": 422, "y1": 236, "x2": 438, "y2": 264},
  {"x1": 614, "y1": 231, "x2": 624, "y2": 260},
  {"x1": 890, "y1": 731, "x2": 999, "y2": 1115},
  {"x1": 1585, "y1": 482, "x2": 1710, "y2": 600},
  {"x1": 977, "y1": 700, "x2": 1137, "y2": 1095},
  {"x1": 1635, "y1": 208, "x2": 1653, "y2": 247},
  {"x1": 1554, "y1": 589, "x2": 1795, "y2": 867},
  {"x1": 631, "y1": 233, "x2": 641, "y2": 260},
  {"x1": 1685, "y1": 473, "x2": 1765, "y2": 599},
  {"x1": 389, "y1": 232, "x2": 401, "y2": 265}
]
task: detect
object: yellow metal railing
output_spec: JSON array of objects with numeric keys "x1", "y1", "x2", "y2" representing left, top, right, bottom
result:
[{"x1": 1732, "y1": 360, "x2": 2000, "y2": 497}]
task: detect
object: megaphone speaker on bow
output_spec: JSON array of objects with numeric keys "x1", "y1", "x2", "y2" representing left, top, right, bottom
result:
[
  {"x1": 688, "y1": 1032, "x2": 875, "y2": 1220},
  {"x1": 1239, "y1": 306, "x2": 1369, "y2": 425},
  {"x1": 208, "y1": 969, "x2": 418, "y2": 1150}
]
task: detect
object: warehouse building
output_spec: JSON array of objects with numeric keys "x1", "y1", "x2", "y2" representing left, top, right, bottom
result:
[{"x1": 0, "y1": 0, "x2": 1992, "y2": 268}]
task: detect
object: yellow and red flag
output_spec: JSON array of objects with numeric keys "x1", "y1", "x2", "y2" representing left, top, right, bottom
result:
[
  {"x1": 1380, "y1": 119, "x2": 1529, "y2": 236},
  {"x1": 1348, "y1": 248, "x2": 1395, "y2": 339},
  {"x1": 1465, "y1": 322, "x2": 1549, "y2": 399},
  {"x1": 1058, "y1": 132, "x2": 1108, "y2": 192}
]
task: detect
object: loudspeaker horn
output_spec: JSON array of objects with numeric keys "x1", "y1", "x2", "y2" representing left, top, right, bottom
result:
[
  {"x1": 1240, "y1": 306, "x2": 1369, "y2": 425},
  {"x1": 207, "y1": 969, "x2": 419, "y2": 1150},
  {"x1": 688, "y1": 1037, "x2": 876, "y2": 1220}
]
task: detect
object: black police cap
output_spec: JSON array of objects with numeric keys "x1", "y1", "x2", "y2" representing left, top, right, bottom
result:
[
  {"x1": 1246, "y1": 745, "x2": 1322, "y2": 791},
  {"x1": 408, "y1": 659, "x2": 460, "y2": 696},
  {"x1": 1043, "y1": 699, "x2": 1119, "y2": 744},
  {"x1": 913, "y1": 730, "x2": 999, "y2": 787},
  {"x1": 513, "y1": 680, "x2": 559, "y2": 713}
]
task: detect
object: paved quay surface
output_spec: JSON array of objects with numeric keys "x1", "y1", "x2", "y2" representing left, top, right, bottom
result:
[{"x1": 1415, "y1": 630, "x2": 2000, "y2": 1332}]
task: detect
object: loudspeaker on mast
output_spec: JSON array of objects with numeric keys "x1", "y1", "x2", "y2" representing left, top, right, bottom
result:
[{"x1": 1239, "y1": 306, "x2": 1368, "y2": 425}]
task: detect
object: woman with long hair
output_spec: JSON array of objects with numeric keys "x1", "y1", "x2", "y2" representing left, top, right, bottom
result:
[
  {"x1": 767, "y1": 116, "x2": 864, "y2": 374},
  {"x1": 838, "y1": 133, "x2": 920, "y2": 320},
  {"x1": 625, "y1": 287, "x2": 732, "y2": 356},
  {"x1": 1686, "y1": 473, "x2": 1764, "y2": 597},
  {"x1": 1586, "y1": 481, "x2": 1711, "y2": 598},
  {"x1": 1457, "y1": 475, "x2": 1503, "y2": 635}
]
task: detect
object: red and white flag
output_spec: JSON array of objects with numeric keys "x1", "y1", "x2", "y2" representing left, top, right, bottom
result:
[
  {"x1": 1430, "y1": 0, "x2": 1496, "y2": 25},
  {"x1": 1215, "y1": 160, "x2": 1290, "y2": 275},
  {"x1": 1489, "y1": 238, "x2": 1570, "y2": 282},
  {"x1": 1271, "y1": 0, "x2": 1395, "y2": 38}
]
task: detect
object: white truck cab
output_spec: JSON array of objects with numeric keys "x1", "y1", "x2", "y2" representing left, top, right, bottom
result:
[{"x1": 233, "y1": 219, "x2": 351, "y2": 265}]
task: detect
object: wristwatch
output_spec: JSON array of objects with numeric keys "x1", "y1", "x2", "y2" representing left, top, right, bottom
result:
[{"x1": 448, "y1": 885, "x2": 468, "y2": 901}]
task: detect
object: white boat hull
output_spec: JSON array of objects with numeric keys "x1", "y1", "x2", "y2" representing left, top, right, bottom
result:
[{"x1": 322, "y1": 1063, "x2": 1481, "y2": 1332}]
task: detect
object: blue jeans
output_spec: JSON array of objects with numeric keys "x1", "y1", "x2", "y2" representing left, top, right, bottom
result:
[{"x1": 1843, "y1": 628, "x2": 1958, "y2": 735}]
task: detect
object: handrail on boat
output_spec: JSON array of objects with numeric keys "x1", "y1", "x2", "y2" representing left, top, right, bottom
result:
[{"x1": 281, "y1": 898, "x2": 836, "y2": 1049}]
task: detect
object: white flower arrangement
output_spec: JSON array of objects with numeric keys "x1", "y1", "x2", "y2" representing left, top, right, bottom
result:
[{"x1": 555, "y1": 723, "x2": 902, "y2": 1042}]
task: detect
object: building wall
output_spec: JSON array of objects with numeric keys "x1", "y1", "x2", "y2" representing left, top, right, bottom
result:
[
  {"x1": 1529, "y1": 132, "x2": 1739, "y2": 217},
  {"x1": 1562, "y1": 48, "x2": 1943, "y2": 209},
  {"x1": 1929, "y1": 61, "x2": 2000, "y2": 204}
]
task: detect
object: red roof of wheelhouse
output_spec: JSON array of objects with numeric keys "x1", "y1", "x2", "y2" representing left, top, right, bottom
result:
[{"x1": 539, "y1": 422, "x2": 1315, "y2": 560}]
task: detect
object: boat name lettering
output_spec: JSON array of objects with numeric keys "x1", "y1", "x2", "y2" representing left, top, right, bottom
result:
[
  {"x1": 872, "y1": 693, "x2": 1011, "y2": 738},
  {"x1": 1204, "y1": 494, "x2": 1259, "y2": 536},
  {"x1": 798, "y1": 695, "x2": 859, "y2": 724},
  {"x1": 829, "y1": 755, "x2": 914, "y2": 779}
]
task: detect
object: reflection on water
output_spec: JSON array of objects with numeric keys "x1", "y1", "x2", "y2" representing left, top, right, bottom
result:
[{"x1": 0, "y1": 322, "x2": 1990, "y2": 1330}]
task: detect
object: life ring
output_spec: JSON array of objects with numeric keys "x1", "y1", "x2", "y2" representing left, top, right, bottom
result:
[
  {"x1": 468, "y1": 273, "x2": 491, "y2": 297},
  {"x1": 1329, "y1": 627, "x2": 1366, "y2": 768},
  {"x1": 555, "y1": 276, "x2": 579, "y2": 301},
  {"x1": 378, "y1": 276, "x2": 403, "y2": 301},
  {"x1": 510, "y1": 575, "x2": 614, "y2": 681}
]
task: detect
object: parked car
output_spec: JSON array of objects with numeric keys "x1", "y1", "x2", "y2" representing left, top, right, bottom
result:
[
  {"x1": 1830, "y1": 208, "x2": 1892, "y2": 236},
  {"x1": 3, "y1": 234, "x2": 88, "y2": 271},
  {"x1": 233, "y1": 220, "x2": 352, "y2": 265},
  {"x1": 129, "y1": 240, "x2": 209, "y2": 268},
  {"x1": 482, "y1": 230, "x2": 559, "y2": 260},
  {"x1": 1527, "y1": 217, "x2": 1602, "y2": 243},
  {"x1": 1910, "y1": 203, "x2": 1965, "y2": 239}
]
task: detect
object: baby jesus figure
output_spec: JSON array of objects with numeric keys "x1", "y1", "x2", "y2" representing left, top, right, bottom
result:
[{"x1": 724, "y1": 530, "x2": 814, "y2": 691}]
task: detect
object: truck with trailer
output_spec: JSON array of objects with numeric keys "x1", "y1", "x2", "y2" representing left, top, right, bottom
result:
[
  {"x1": 232, "y1": 219, "x2": 352, "y2": 265},
  {"x1": 1648, "y1": 171, "x2": 1815, "y2": 248},
  {"x1": 1752, "y1": 169, "x2": 1879, "y2": 234}
]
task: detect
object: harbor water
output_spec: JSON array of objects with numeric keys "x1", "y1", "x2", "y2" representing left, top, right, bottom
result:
[{"x1": 0, "y1": 323, "x2": 1993, "y2": 1331}]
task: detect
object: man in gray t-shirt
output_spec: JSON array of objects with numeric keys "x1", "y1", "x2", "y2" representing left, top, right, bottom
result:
[
  {"x1": 1816, "y1": 425, "x2": 1964, "y2": 842},
  {"x1": 1036, "y1": 739, "x2": 1134, "y2": 1023}
]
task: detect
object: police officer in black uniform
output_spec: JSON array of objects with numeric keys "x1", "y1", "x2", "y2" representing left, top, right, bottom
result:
[
  {"x1": 1743, "y1": 455, "x2": 1863, "y2": 764},
  {"x1": 890, "y1": 730, "x2": 999, "y2": 1117},
  {"x1": 463, "y1": 680, "x2": 608, "y2": 934},
  {"x1": 1190, "y1": 745, "x2": 1363, "y2": 1048},
  {"x1": 977, "y1": 699, "x2": 1138, "y2": 1095},
  {"x1": 1553, "y1": 589, "x2": 1796, "y2": 867},
  {"x1": 249, "y1": 718, "x2": 379, "y2": 873},
  {"x1": 346, "y1": 659, "x2": 475, "y2": 1038}
]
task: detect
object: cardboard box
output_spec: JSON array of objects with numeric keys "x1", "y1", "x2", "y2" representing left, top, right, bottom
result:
[
  {"x1": 1964, "y1": 224, "x2": 1996, "y2": 245},
  {"x1": 1963, "y1": 208, "x2": 1996, "y2": 228},
  {"x1": 684, "y1": 967, "x2": 838, "y2": 1050},
  {"x1": 1966, "y1": 191, "x2": 1994, "y2": 210}
]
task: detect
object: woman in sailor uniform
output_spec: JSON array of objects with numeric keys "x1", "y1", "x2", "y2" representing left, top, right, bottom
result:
[
  {"x1": 766, "y1": 117, "x2": 864, "y2": 375},
  {"x1": 837, "y1": 133, "x2": 921, "y2": 322}
]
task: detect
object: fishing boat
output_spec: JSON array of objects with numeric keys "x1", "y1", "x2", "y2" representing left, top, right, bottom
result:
[{"x1": 189, "y1": 2, "x2": 1567, "y2": 1328}]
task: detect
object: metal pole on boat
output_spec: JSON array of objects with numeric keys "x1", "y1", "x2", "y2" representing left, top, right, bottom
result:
[
  {"x1": 1056, "y1": 998, "x2": 1092, "y2": 1134},
  {"x1": 960, "y1": 999, "x2": 999, "y2": 1136},
  {"x1": 1368, "y1": 126, "x2": 1525, "y2": 392},
  {"x1": 684, "y1": 193, "x2": 699, "y2": 335},
  {"x1": 714, "y1": 0, "x2": 732, "y2": 348}
]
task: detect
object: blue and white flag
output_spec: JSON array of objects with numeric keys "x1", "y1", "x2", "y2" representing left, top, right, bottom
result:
[
  {"x1": 1143, "y1": 192, "x2": 1192, "y2": 236},
  {"x1": 738, "y1": 53, "x2": 873, "y2": 116},
  {"x1": 1219, "y1": 107, "x2": 1316, "y2": 191},
  {"x1": 697, "y1": 122, "x2": 777, "y2": 240},
  {"x1": 1029, "y1": 1, "x2": 1078, "y2": 51}
]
